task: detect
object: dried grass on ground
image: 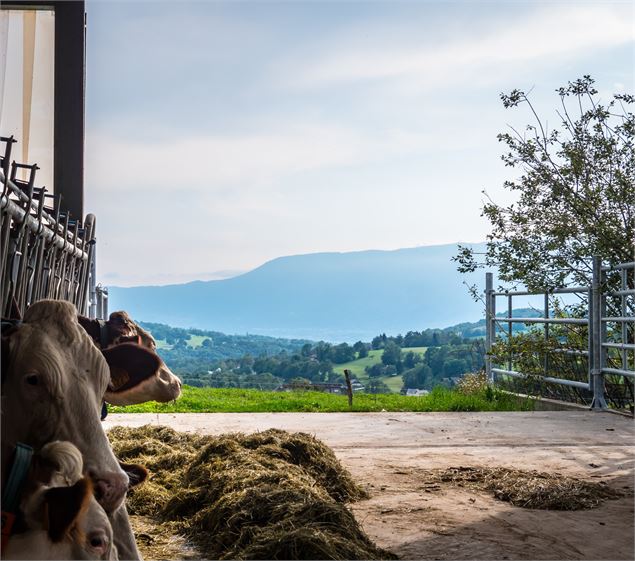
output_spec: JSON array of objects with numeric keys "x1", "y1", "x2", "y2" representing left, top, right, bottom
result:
[
  {"x1": 424, "y1": 466, "x2": 626, "y2": 510},
  {"x1": 108, "y1": 425, "x2": 396, "y2": 560}
]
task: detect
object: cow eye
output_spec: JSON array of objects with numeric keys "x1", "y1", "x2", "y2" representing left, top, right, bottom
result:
[
  {"x1": 25, "y1": 374, "x2": 39, "y2": 386},
  {"x1": 89, "y1": 535, "x2": 105, "y2": 548}
]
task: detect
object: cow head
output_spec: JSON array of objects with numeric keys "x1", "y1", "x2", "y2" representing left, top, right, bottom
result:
[
  {"x1": 5, "y1": 478, "x2": 118, "y2": 560},
  {"x1": 1, "y1": 300, "x2": 129, "y2": 514},
  {"x1": 77, "y1": 311, "x2": 182, "y2": 406}
]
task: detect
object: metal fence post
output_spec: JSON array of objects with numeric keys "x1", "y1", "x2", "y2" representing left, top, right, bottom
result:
[
  {"x1": 590, "y1": 256, "x2": 608, "y2": 410},
  {"x1": 485, "y1": 272, "x2": 494, "y2": 383},
  {"x1": 89, "y1": 242, "x2": 97, "y2": 319},
  {"x1": 102, "y1": 286, "x2": 108, "y2": 319}
]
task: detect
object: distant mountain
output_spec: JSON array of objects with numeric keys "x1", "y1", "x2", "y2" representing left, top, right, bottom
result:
[
  {"x1": 442, "y1": 307, "x2": 543, "y2": 339},
  {"x1": 109, "y1": 243, "x2": 489, "y2": 342}
]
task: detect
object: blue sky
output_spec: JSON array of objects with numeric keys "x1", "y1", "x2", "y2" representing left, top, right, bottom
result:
[{"x1": 84, "y1": 0, "x2": 634, "y2": 286}]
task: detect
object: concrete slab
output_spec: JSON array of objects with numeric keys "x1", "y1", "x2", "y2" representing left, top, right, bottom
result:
[{"x1": 105, "y1": 411, "x2": 635, "y2": 560}]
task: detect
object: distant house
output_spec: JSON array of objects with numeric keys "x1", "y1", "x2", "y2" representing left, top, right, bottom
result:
[
  {"x1": 406, "y1": 388, "x2": 429, "y2": 397},
  {"x1": 350, "y1": 379, "x2": 365, "y2": 392}
]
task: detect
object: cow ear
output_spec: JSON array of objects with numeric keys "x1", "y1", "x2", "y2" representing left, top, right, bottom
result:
[
  {"x1": 101, "y1": 343, "x2": 161, "y2": 393},
  {"x1": 44, "y1": 478, "x2": 92, "y2": 542},
  {"x1": 120, "y1": 462, "x2": 149, "y2": 488},
  {"x1": 108, "y1": 311, "x2": 129, "y2": 326}
]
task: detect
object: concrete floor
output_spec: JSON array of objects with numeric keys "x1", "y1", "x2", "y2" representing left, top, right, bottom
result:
[{"x1": 105, "y1": 411, "x2": 635, "y2": 560}]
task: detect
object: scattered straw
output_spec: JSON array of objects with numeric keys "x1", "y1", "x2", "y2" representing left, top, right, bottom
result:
[
  {"x1": 424, "y1": 466, "x2": 625, "y2": 510},
  {"x1": 109, "y1": 426, "x2": 395, "y2": 560}
]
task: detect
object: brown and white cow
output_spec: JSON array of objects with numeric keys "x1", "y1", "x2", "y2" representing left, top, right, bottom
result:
[
  {"x1": 78, "y1": 311, "x2": 181, "y2": 406},
  {"x1": 1, "y1": 301, "x2": 144, "y2": 559},
  {"x1": 4, "y1": 441, "x2": 118, "y2": 560}
]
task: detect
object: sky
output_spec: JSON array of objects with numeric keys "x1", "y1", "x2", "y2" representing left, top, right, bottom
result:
[{"x1": 84, "y1": 0, "x2": 634, "y2": 286}]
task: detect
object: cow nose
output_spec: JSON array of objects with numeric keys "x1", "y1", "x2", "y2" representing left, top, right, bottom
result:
[{"x1": 92, "y1": 471, "x2": 129, "y2": 513}]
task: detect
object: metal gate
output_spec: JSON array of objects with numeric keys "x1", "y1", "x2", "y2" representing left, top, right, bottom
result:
[
  {"x1": 485, "y1": 257, "x2": 634, "y2": 412},
  {"x1": 1, "y1": 135, "x2": 101, "y2": 318}
]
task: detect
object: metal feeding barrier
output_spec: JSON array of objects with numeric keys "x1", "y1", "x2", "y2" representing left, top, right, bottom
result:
[
  {"x1": 485, "y1": 257, "x2": 635, "y2": 412},
  {"x1": 0, "y1": 135, "x2": 104, "y2": 319}
]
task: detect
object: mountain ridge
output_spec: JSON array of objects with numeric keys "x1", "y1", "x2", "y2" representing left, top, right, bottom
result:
[{"x1": 108, "y1": 242, "x2": 489, "y2": 342}]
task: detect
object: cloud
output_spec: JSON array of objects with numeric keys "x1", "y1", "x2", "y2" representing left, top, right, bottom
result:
[
  {"x1": 276, "y1": 4, "x2": 634, "y2": 92},
  {"x1": 86, "y1": 123, "x2": 433, "y2": 195}
]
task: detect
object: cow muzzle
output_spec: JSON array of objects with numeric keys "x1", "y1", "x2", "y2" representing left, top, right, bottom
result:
[
  {"x1": 156, "y1": 365, "x2": 182, "y2": 401},
  {"x1": 91, "y1": 470, "x2": 129, "y2": 513}
]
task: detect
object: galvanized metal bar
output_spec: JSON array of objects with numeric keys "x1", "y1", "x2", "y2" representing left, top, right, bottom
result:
[
  {"x1": 492, "y1": 286, "x2": 589, "y2": 296},
  {"x1": 485, "y1": 272, "x2": 493, "y2": 382},
  {"x1": 12, "y1": 182, "x2": 36, "y2": 313},
  {"x1": 601, "y1": 317, "x2": 635, "y2": 323},
  {"x1": 78, "y1": 214, "x2": 95, "y2": 315},
  {"x1": 96, "y1": 285, "x2": 109, "y2": 320},
  {"x1": 620, "y1": 269, "x2": 635, "y2": 370},
  {"x1": 27, "y1": 193, "x2": 47, "y2": 307},
  {"x1": 591, "y1": 256, "x2": 608, "y2": 410},
  {"x1": 0, "y1": 210, "x2": 13, "y2": 309},
  {"x1": 601, "y1": 343, "x2": 635, "y2": 351},
  {"x1": 544, "y1": 293, "x2": 550, "y2": 377},
  {"x1": 602, "y1": 262, "x2": 635, "y2": 271},
  {"x1": 89, "y1": 241, "x2": 97, "y2": 319},
  {"x1": 551, "y1": 348, "x2": 589, "y2": 356},
  {"x1": 500, "y1": 317, "x2": 588, "y2": 325},
  {"x1": 508, "y1": 293, "x2": 513, "y2": 372},
  {"x1": 611, "y1": 289, "x2": 635, "y2": 297},
  {"x1": 491, "y1": 368, "x2": 591, "y2": 390},
  {"x1": 587, "y1": 287, "x2": 594, "y2": 396},
  {"x1": 601, "y1": 367, "x2": 635, "y2": 379}
]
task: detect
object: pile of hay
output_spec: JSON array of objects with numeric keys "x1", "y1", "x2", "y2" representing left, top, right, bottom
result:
[
  {"x1": 108, "y1": 426, "x2": 396, "y2": 560},
  {"x1": 426, "y1": 466, "x2": 625, "y2": 510}
]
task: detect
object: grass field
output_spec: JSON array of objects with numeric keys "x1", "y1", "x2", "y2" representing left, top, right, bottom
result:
[
  {"x1": 333, "y1": 347, "x2": 428, "y2": 393},
  {"x1": 108, "y1": 385, "x2": 533, "y2": 414},
  {"x1": 332, "y1": 349, "x2": 384, "y2": 378},
  {"x1": 154, "y1": 334, "x2": 208, "y2": 350}
]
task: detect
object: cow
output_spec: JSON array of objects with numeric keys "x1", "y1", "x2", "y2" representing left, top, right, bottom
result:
[
  {"x1": 1, "y1": 300, "x2": 148, "y2": 559},
  {"x1": 4, "y1": 441, "x2": 118, "y2": 560},
  {"x1": 77, "y1": 311, "x2": 181, "y2": 406}
]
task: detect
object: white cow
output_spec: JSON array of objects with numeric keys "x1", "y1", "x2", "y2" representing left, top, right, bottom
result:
[
  {"x1": 4, "y1": 441, "x2": 117, "y2": 560},
  {"x1": 1, "y1": 301, "x2": 141, "y2": 559}
]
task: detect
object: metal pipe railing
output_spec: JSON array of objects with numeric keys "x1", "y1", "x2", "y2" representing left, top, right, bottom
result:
[
  {"x1": 491, "y1": 368, "x2": 590, "y2": 390},
  {"x1": 499, "y1": 317, "x2": 588, "y2": 325},
  {"x1": 492, "y1": 286, "x2": 588, "y2": 296},
  {"x1": 0, "y1": 141, "x2": 96, "y2": 317},
  {"x1": 485, "y1": 255, "x2": 633, "y2": 412}
]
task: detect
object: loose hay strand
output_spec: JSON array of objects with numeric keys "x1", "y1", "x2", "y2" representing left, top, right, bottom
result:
[
  {"x1": 430, "y1": 466, "x2": 624, "y2": 510},
  {"x1": 109, "y1": 425, "x2": 394, "y2": 560}
]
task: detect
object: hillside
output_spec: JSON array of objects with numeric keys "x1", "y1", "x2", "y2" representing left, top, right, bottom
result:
[
  {"x1": 109, "y1": 243, "x2": 487, "y2": 342},
  {"x1": 139, "y1": 321, "x2": 310, "y2": 357},
  {"x1": 141, "y1": 307, "x2": 539, "y2": 393}
]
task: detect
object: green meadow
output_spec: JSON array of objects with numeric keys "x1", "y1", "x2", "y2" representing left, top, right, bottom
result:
[
  {"x1": 108, "y1": 385, "x2": 533, "y2": 414},
  {"x1": 332, "y1": 347, "x2": 428, "y2": 392}
]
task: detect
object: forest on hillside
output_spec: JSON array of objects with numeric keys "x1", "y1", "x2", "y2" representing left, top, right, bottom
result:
[{"x1": 141, "y1": 311, "x2": 538, "y2": 393}]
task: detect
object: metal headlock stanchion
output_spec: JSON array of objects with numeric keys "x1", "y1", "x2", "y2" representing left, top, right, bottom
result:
[{"x1": 0, "y1": 135, "x2": 96, "y2": 318}]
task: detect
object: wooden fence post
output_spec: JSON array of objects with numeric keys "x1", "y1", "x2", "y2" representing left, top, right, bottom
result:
[{"x1": 343, "y1": 369, "x2": 353, "y2": 409}]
